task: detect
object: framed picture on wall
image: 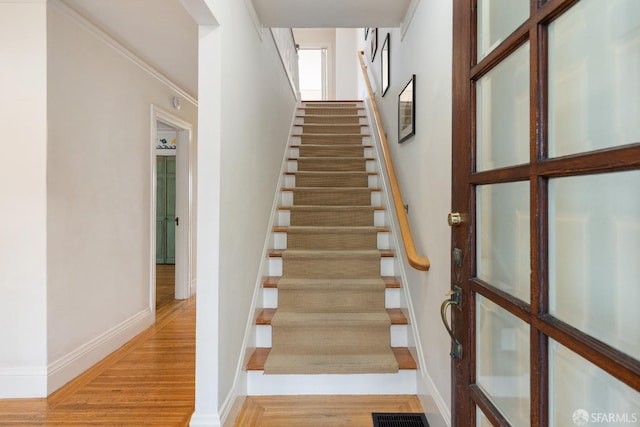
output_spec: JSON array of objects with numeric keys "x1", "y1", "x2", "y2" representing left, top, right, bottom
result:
[
  {"x1": 370, "y1": 28, "x2": 378, "y2": 61},
  {"x1": 398, "y1": 74, "x2": 416, "y2": 143},
  {"x1": 381, "y1": 33, "x2": 390, "y2": 97}
]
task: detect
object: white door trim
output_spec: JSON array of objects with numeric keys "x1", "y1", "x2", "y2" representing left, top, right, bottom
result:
[{"x1": 150, "y1": 105, "x2": 194, "y2": 314}]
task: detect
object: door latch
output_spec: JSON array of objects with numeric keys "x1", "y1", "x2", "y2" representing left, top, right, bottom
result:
[{"x1": 441, "y1": 285, "x2": 462, "y2": 359}]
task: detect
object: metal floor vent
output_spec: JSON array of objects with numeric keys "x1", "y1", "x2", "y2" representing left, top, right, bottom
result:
[{"x1": 372, "y1": 413, "x2": 430, "y2": 427}]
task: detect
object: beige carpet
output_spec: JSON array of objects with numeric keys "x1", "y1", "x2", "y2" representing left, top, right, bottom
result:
[{"x1": 264, "y1": 102, "x2": 398, "y2": 375}]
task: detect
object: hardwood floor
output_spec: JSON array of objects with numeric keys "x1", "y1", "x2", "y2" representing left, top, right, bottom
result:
[
  {"x1": 0, "y1": 265, "x2": 195, "y2": 426},
  {"x1": 156, "y1": 263, "x2": 178, "y2": 313},
  {"x1": 233, "y1": 395, "x2": 424, "y2": 426}
]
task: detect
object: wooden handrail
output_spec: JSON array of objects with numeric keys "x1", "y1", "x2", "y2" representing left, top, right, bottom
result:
[{"x1": 357, "y1": 51, "x2": 431, "y2": 271}]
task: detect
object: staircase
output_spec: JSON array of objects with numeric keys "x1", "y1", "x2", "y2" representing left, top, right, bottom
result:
[{"x1": 246, "y1": 101, "x2": 416, "y2": 395}]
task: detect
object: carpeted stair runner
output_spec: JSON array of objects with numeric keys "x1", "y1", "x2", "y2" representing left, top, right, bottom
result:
[{"x1": 264, "y1": 102, "x2": 399, "y2": 375}]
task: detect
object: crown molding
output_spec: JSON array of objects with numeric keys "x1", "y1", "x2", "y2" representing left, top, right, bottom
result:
[
  {"x1": 243, "y1": 0, "x2": 264, "y2": 40},
  {"x1": 52, "y1": 0, "x2": 198, "y2": 106},
  {"x1": 400, "y1": 0, "x2": 420, "y2": 41}
]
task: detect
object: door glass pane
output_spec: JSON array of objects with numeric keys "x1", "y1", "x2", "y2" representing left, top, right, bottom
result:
[
  {"x1": 549, "y1": 340, "x2": 640, "y2": 427},
  {"x1": 477, "y1": 0, "x2": 529, "y2": 60},
  {"x1": 476, "y1": 407, "x2": 494, "y2": 427},
  {"x1": 477, "y1": 182, "x2": 530, "y2": 302},
  {"x1": 549, "y1": 170, "x2": 640, "y2": 359},
  {"x1": 477, "y1": 296, "x2": 531, "y2": 425},
  {"x1": 548, "y1": 0, "x2": 640, "y2": 157},
  {"x1": 476, "y1": 43, "x2": 530, "y2": 171}
]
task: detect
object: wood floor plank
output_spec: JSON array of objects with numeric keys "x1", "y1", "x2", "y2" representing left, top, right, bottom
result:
[{"x1": 234, "y1": 395, "x2": 424, "y2": 426}]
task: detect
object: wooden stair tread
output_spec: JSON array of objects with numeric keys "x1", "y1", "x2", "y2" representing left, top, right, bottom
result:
[
  {"x1": 301, "y1": 99, "x2": 364, "y2": 102},
  {"x1": 273, "y1": 225, "x2": 391, "y2": 233},
  {"x1": 296, "y1": 114, "x2": 367, "y2": 118},
  {"x1": 287, "y1": 157, "x2": 376, "y2": 161},
  {"x1": 285, "y1": 170, "x2": 378, "y2": 174},
  {"x1": 263, "y1": 276, "x2": 401, "y2": 289},
  {"x1": 247, "y1": 347, "x2": 416, "y2": 371},
  {"x1": 281, "y1": 187, "x2": 382, "y2": 191},
  {"x1": 294, "y1": 123, "x2": 367, "y2": 126},
  {"x1": 291, "y1": 144, "x2": 373, "y2": 148},
  {"x1": 268, "y1": 249, "x2": 395, "y2": 257},
  {"x1": 256, "y1": 308, "x2": 407, "y2": 326},
  {"x1": 277, "y1": 205, "x2": 385, "y2": 211},
  {"x1": 291, "y1": 133, "x2": 372, "y2": 137}
]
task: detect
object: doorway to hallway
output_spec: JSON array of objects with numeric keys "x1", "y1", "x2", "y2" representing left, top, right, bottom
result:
[
  {"x1": 151, "y1": 106, "x2": 194, "y2": 318},
  {"x1": 298, "y1": 48, "x2": 328, "y2": 100}
]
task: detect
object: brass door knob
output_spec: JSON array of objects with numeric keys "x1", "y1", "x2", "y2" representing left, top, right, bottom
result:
[{"x1": 448, "y1": 212, "x2": 463, "y2": 227}]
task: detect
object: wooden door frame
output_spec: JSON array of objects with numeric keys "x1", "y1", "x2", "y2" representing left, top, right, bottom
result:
[
  {"x1": 151, "y1": 105, "x2": 194, "y2": 314},
  {"x1": 451, "y1": 0, "x2": 474, "y2": 424}
]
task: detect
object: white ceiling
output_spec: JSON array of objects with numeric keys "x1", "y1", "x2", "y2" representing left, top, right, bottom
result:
[
  {"x1": 251, "y1": 0, "x2": 413, "y2": 28},
  {"x1": 58, "y1": 0, "x2": 412, "y2": 99}
]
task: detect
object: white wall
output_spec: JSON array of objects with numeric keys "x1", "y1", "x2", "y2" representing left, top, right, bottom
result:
[
  {"x1": 192, "y1": 0, "x2": 298, "y2": 424},
  {"x1": 335, "y1": 28, "x2": 360, "y2": 99},
  {"x1": 361, "y1": 0, "x2": 454, "y2": 423},
  {"x1": 0, "y1": 0, "x2": 49, "y2": 398},
  {"x1": 46, "y1": 1, "x2": 198, "y2": 394}
]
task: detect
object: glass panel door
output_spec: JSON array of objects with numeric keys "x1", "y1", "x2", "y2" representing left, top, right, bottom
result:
[{"x1": 452, "y1": 0, "x2": 640, "y2": 425}]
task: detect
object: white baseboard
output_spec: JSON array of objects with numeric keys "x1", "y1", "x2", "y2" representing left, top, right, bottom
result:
[
  {"x1": 417, "y1": 368, "x2": 451, "y2": 427},
  {"x1": 189, "y1": 413, "x2": 222, "y2": 427},
  {"x1": 47, "y1": 307, "x2": 154, "y2": 394},
  {"x1": 0, "y1": 366, "x2": 47, "y2": 398}
]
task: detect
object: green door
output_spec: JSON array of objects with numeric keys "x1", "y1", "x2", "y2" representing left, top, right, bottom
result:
[{"x1": 156, "y1": 156, "x2": 176, "y2": 265}]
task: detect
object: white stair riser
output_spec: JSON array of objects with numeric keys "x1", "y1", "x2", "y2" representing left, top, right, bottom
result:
[
  {"x1": 279, "y1": 190, "x2": 383, "y2": 206},
  {"x1": 262, "y1": 288, "x2": 402, "y2": 310},
  {"x1": 256, "y1": 324, "x2": 408, "y2": 348},
  {"x1": 247, "y1": 370, "x2": 416, "y2": 395},
  {"x1": 256, "y1": 325, "x2": 272, "y2": 347},
  {"x1": 272, "y1": 231, "x2": 390, "y2": 250},
  {"x1": 268, "y1": 257, "x2": 395, "y2": 277}
]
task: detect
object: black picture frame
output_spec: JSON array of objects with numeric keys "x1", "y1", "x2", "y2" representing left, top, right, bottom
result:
[
  {"x1": 381, "y1": 33, "x2": 390, "y2": 97},
  {"x1": 398, "y1": 74, "x2": 416, "y2": 143},
  {"x1": 370, "y1": 28, "x2": 378, "y2": 61}
]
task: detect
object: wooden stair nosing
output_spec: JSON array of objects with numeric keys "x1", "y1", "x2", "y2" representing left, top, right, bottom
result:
[
  {"x1": 288, "y1": 157, "x2": 376, "y2": 161},
  {"x1": 273, "y1": 225, "x2": 390, "y2": 233},
  {"x1": 277, "y1": 205, "x2": 386, "y2": 211},
  {"x1": 284, "y1": 171, "x2": 378, "y2": 176},
  {"x1": 294, "y1": 123, "x2": 368, "y2": 127},
  {"x1": 247, "y1": 347, "x2": 416, "y2": 371},
  {"x1": 292, "y1": 133, "x2": 372, "y2": 137},
  {"x1": 281, "y1": 187, "x2": 382, "y2": 192},
  {"x1": 268, "y1": 249, "x2": 395, "y2": 258},
  {"x1": 263, "y1": 276, "x2": 401, "y2": 289},
  {"x1": 301, "y1": 99, "x2": 364, "y2": 102},
  {"x1": 296, "y1": 114, "x2": 366, "y2": 117},
  {"x1": 256, "y1": 308, "x2": 407, "y2": 326},
  {"x1": 290, "y1": 144, "x2": 374, "y2": 148}
]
